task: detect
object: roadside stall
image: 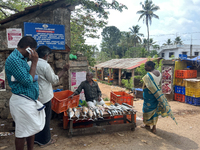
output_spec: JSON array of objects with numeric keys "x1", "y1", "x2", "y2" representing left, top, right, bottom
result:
[{"x1": 51, "y1": 89, "x2": 136, "y2": 137}]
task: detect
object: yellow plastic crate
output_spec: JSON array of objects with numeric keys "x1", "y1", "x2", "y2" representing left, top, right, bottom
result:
[
  {"x1": 185, "y1": 79, "x2": 200, "y2": 89},
  {"x1": 185, "y1": 87, "x2": 200, "y2": 97},
  {"x1": 175, "y1": 78, "x2": 185, "y2": 86}
]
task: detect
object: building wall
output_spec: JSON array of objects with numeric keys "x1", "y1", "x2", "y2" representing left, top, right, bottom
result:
[
  {"x1": 0, "y1": 7, "x2": 71, "y2": 119},
  {"x1": 160, "y1": 45, "x2": 200, "y2": 60}
]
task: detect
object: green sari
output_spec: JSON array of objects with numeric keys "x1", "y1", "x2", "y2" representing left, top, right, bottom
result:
[{"x1": 142, "y1": 72, "x2": 177, "y2": 126}]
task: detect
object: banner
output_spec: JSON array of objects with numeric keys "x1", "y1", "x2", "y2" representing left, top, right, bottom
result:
[
  {"x1": 0, "y1": 69, "x2": 6, "y2": 91},
  {"x1": 161, "y1": 66, "x2": 173, "y2": 94},
  {"x1": 6, "y1": 28, "x2": 22, "y2": 48},
  {"x1": 71, "y1": 71, "x2": 86, "y2": 100}
]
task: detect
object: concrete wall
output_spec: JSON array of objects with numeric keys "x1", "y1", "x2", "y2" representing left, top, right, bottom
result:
[
  {"x1": 159, "y1": 45, "x2": 200, "y2": 60},
  {"x1": 0, "y1": 6, "x2": 72, "y2": 119}
]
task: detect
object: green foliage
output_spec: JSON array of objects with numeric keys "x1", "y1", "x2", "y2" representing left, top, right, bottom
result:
[
  {"x1": 129, "y1": 25, "x2": 144, "y2": 47},
  {"x1": 149, "y1": 50, "x2": 158, "y2": 57},
  {"x1": 101, "y1": 26, "x2": 121, "y2": 57},
  {"x1": 170, "y1": 55, "x2": 175, "y2": 60},
  {"x1": 96, "y1": 51, "x2": 111, "y2": 64},
  {"x1": 98, "y1": 80, "x2": 112, "y2": 85},
  {"x1": 135, "y1": 59, "x2": 163, "y2": 82},
  {"x1": 0, "y1": 0, "x2": 127, "y2": 67},
  {"x1": 104, "y1": 97, "x2": 109, "y2": 101},
  {"x1": 174, "y1": 36, "x2": 183, "y2": 45},
  {"x1": 121, "y1": 77, "x2": 134, "y2": 91}
]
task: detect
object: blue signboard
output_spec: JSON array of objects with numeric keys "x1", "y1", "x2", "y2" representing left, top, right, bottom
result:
[{"x1": 24, "y1": 22, "x2": 65, "y2": 50}]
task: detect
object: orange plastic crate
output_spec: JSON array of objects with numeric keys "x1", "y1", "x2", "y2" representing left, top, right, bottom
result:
[
  {"x1": 174, "y1": 93, "x2": 185, "y2": 102},
  {"x1": 110, "y1": 114, "x2": 136, "y2": 125},
  {"x1": 51, "y1": 90, "x2": 79, "y2": 114},
  {"x1": 175, "y1": 70, "x2": 197, "y2": 79},
  {"x1": 110, "y1": 91, "x2": 134, "y2": 106}
]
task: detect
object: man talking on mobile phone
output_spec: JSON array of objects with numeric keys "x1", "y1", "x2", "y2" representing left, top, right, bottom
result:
[{"x1": 5, "y1": 36, "x2": 45, "y2": 150}]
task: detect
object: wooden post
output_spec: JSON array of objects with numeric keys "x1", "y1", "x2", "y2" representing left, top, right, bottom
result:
[
  {"x1": 109, "y1": 68, "x2": 111, "y2": 81},
  {"x1": 119, "y1": 69, "x2": 122, "y2": 86},
  {"x1": 95, "y1": 67, "x2": 98, "y2": 79},
  {"x1": 101, "y1": 67, "x2": 104, "y2": 80},
  {"x1": 132, "y1": 69, "x2": 135, "y2": 87}
]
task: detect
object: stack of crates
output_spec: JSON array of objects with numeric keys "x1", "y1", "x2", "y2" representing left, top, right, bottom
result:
[
  {"x1": 174, "y1": 70, "x2": 197, "y2": 103},
  {"x1": 185, "y1": 79, "x2": 200, "y2": 106}
]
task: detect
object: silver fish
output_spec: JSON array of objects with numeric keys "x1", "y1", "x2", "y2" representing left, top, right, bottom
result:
[
  {"x1": 93, "y1": 110, "x2": 97, "y2": 120},
  {"x1": 95, "y1": 108, "x2": 100, "y2": 116},
  {"x1": 99, "y1": 109, "x2": 104, "y2": 119},
  {"x1": 82, "y1": 106, "x2": 88, "y2": 120},
  {"x1": 72, "y1": 107, "x2": 77, "y2": 112},
  {"x1": 111, "y1": 110, "x2": 115, "y2": 116},
  {"x1": 75, "y1": 109, "x2": 80, "y2": 121},
  {"x1": 68, "y1": 107, "x2": 72, "y2": 112},
  {"x1": 68, "y1": 110, "x2": 74, "y2": 120},
  {"x1": 107, "y1": 110, "x2": 112, "y2": 116},
  {"x1": 88, "y1": 109, "x2": 94, "y2": 121}
]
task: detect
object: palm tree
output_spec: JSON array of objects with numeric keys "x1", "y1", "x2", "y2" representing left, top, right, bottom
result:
[
  {"x1": 129, "y1": 25, "x2": 144, "y2": 47},
  {"x1": 163, "y1": 39, "x2": 173, "y2": 46},
  {"x1": 142, "y1": 38, "x2": 156, "y2": 50},
  {"x1": 137, "y1": 0, "x2": 160, "y2": 52},
  {"x1": 149, "y1": 38, "x2": 156, "y2": 47},
  {"x1": 174, "y1": 36, "x2": 183, "y2": 45},
  {"x1": 142, "y1": 38, "x2": 148, "y2": 49}
]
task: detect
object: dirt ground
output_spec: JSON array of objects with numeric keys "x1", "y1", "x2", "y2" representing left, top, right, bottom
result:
[{"x1": 1, "y1": 82, "x2": 200, "y2": 150}]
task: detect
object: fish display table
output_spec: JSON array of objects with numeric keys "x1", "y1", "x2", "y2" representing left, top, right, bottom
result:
[{"x1": 67, "y1": 108, "x2": 137, "y2": 137}]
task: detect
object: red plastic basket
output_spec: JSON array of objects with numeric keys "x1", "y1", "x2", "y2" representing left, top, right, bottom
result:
[
  {"x1": 174, "y1": 93, "x2": 185, "y2": 102},
  {"x1": 175, "y1": 70, "x2": 197, "y2": 79},
  {"x1": 51, "y1": 90, "x2": 79, "y2": 114},
  {"x1": 110, "y1": 91, "x2": 134, "y2": 106}
]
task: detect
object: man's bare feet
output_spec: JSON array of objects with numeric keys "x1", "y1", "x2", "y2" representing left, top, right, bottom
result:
[
  {"x1": 151, "y1": 125, "x2": 156, "y2": 134},
  {"x1": 140, "y1": 124, "x2": 150, "y2": 129}
]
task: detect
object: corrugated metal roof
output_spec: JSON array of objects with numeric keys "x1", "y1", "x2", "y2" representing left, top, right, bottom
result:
[
  {"x1": 0, "y1": 0, "x2": 70, "y2": 25},
  {"x1": 95, "y1": 58, "x2": 150, "y2": 70}
]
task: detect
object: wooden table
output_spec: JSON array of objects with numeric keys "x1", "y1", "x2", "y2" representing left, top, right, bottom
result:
[{"x1": 67, "y1": 110, "x2": 136, "y2": 137}]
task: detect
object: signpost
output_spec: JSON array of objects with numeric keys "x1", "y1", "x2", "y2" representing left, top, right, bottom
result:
[{"x1": 24, "y1": 22, "x2": 65, "y2": 50}]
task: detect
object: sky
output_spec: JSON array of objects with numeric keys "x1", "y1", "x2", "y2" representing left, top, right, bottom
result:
[{"x1": 85, "y1": 0, "x2": 200, "y2": 49}]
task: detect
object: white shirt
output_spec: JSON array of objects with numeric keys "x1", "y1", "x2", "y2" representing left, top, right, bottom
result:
[
  {"x1": 28, "y1": 58, "x2": 59, "y2": 104},
  {"x1": 150, "y1": 71, "x2": 161, "y2": 85}
]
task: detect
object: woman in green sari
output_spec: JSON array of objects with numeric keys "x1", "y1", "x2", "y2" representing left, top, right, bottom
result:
[{"x1": 141, "y1": 61, "x2": 177, "y2": 134}]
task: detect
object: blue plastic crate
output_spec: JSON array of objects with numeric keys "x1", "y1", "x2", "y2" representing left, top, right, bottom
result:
[
  {"x1": 185, "y1": 96, "x2": 193, "y2": 104},
  {"x1": 175, "y1": 86, "x2": 185, "y2": 95},
  {"x1": 185, "y1": 96, "x2": 200, "y2": 106},
  {"x1": 193, "y1": 97, "x2": 200, "y2": 106}
]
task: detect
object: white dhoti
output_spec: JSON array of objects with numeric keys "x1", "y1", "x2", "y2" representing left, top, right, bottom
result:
[
  {"x1": 9, "y1": 94, "x2": 46, "y2": 138},
  {"x1": 87, "y1": 98, "x2": 105, "y2": 108}
]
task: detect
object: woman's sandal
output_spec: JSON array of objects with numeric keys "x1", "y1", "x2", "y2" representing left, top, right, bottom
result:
[{"x1": 40, "y1": 139, "x2": 56, "y2": 148}]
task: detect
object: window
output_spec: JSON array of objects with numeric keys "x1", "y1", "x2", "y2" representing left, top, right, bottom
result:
[
  {"x1": 182, "y1": 52, "x2": 187, "y2": 55},
  {"x1": 194, "y1": 52, "x2": 199, "y2": 56},
  {"x1": 161, "y1": 53, "x2": 165, "y2": 58},
  {"x1": 169, "y1": 52, "x2": 174, "y2": 58}
]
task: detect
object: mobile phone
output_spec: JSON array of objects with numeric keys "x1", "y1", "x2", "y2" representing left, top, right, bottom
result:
[{"x1": 26, "y1": 47, "x2": 33, "y2": 54}]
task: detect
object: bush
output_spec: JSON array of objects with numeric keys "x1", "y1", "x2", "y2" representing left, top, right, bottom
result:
[{"x1": 121, "y1": 77, "x2": 134, "y2": 92}]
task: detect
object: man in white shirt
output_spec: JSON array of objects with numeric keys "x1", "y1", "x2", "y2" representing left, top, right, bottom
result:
[{"x1": 28, "y1": 45, "x2": 69, "y2": 147}]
